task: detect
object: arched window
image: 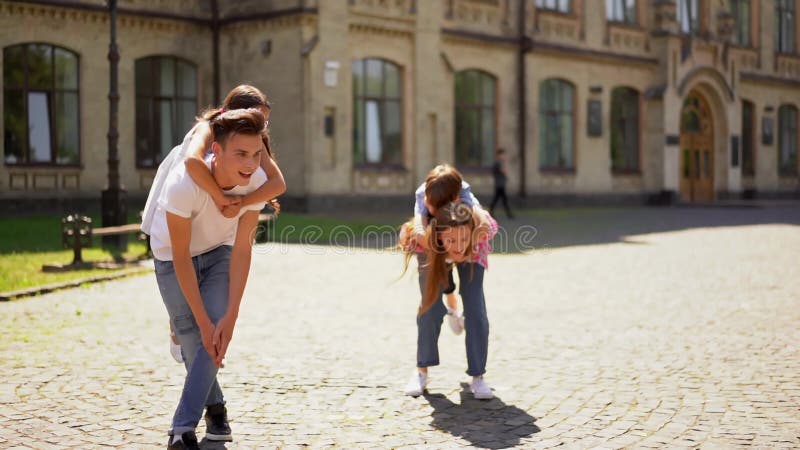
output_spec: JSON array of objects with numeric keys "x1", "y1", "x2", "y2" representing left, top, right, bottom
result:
[
  {"x1": 135, "y1": 56, "x2": 197, "y2": 168},
  {"x1": 3, "y1": 43, "x2": 80, "y2": 165},
  {"x1": 610, "y1": 87, "x2": 640, "y2": 172},
  {"x1": 454, "y1": 70, "x2": 496, "y2": 167},
  {"x1": 539, "y1": 79, "x2": 575, "y2": 170},
  {"x1": 352, "y1": 58, "x2": 402, "y2": 166},
  {"x1": 778, "y1": 104, "x2": 798, "y2": 176}
]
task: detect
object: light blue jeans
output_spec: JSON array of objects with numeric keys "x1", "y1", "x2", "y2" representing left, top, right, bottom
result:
[
  {"x1": 155, "y1": 245, "x2": 231, "y2": 436},
  {"x1": 416, "y1": 255, "x2": 490, "y2": 376}
]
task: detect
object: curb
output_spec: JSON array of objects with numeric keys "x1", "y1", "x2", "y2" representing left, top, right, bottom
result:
[{"x1": 0, "y1": 266, "x2": 152, "y2": 301}]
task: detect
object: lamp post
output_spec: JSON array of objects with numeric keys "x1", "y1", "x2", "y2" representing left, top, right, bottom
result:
[{"x1": 101, "y1": 0, "x2": 127, "y2": 249}]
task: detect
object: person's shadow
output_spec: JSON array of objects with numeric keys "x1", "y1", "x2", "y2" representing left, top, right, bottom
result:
[
  {"x1": 424, "y1": 383, "x2": 540, "y2": 449},
  {"x1": 199, "y1": 438, "x2": 228, "y2": 449}
]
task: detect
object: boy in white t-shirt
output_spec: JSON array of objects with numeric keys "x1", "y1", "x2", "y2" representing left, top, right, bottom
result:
[{"x1": 148, "y1": 108, "x2": 284, "y2": 450}]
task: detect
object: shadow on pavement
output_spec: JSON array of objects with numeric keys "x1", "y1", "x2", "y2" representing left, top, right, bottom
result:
[
  {"x1": 254, "y1": 205, "x2": 800, "y2": 255},
  {"x1": 199, "y1": 438, "x2": 229, "y2": 449},
  {"x1": 424, "y1": 383, "x2": 540, "y2": 449},
  {"x1": 495, "y1": 205, "x2": 800, "y2": 253}
]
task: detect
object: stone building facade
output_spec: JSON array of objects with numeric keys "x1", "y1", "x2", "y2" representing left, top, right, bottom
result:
[{"x1": 1, "y1": 0, "x2": 799, "y2": 212}]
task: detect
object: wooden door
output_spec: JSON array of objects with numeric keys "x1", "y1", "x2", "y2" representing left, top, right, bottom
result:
[{"x1": 679, "y1": 92, "x2": 714, "y2": 202}]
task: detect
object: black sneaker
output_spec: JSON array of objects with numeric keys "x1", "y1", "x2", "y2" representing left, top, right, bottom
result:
[
  {"x1": 166, "y1": 430, "x2": 199, "y2": 450},
  {"x1": 204, "y1": 403, "x2": 233, "y2": 441}
]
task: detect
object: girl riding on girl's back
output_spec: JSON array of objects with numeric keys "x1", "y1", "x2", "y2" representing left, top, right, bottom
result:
[{"x1": 400, "y1": 200, "x2": 498, "y2": 399}]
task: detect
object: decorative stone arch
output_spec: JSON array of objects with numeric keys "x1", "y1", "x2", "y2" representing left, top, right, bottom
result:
[
  {"x1": 677, "y1": 66, "x2": 735, "y2": 103},
  {"x1": 677, "y1": 75, "x2": 734, "y2": 198}
]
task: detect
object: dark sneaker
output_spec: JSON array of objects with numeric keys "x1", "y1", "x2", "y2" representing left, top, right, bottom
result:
[
  {"x1": 204, "y1": 403, "x2": 233, "y2": 441},
  {"x1": 166, "y1": 430, "x2": 199, "y2": 450}
]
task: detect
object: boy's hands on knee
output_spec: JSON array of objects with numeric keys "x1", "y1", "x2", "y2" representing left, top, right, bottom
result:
[
  {"x1": 198, "y1": 321, "x2": 221, "y2": 367},
  {"x1": 213, "y1": 313, "x2": 237, "y2": 368}
]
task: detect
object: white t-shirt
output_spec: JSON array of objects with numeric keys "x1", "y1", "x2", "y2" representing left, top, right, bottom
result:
[{"x1": 148, "y1": 156, "x2": 267, "y2": 261}]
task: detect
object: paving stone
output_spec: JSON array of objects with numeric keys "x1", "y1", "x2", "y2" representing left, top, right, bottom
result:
[{"x1": 2, "y1": 207, "x2": 800, "y2": 447}]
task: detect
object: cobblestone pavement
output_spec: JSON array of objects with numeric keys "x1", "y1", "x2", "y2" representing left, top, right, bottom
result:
[{"x1": 2, "y1": 207, "x2": 799, "y2": 449}]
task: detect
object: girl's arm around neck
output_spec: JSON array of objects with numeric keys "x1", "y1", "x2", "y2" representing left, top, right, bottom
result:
[
  {"x1": 240, "y1": 154, "x2": 286, "y2": 207},
  {"x1": 184, "y1": 122, "x2": 231, "y2": 208}
]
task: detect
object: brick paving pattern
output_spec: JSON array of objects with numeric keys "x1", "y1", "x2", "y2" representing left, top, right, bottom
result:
[{"x1": 2, "y1": 207, "x2": 799, "y2": 449}]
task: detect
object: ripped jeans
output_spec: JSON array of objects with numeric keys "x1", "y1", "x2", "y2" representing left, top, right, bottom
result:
[{"x1": 154, "y1": 245, "x2": 231, "y2": 436}]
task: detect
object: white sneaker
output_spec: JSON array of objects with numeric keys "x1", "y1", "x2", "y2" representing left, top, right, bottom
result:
[
  {"x1": 470, "y1": 376, "x2": 494, "y2": 399},
  {"x1": 446, "y1": 308, "x2": 464, "y2": 335},
  {"x1": 404, "y1": 371, "x2": 428, "y2": 397},
  {"x1": 169, "y1": 333, "x2": 183, "y2": 364}
]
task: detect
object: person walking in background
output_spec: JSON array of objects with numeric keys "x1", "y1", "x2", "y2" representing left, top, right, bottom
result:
[{"x1": 490, "y1": 149, "x2": 514, "y2": 220}]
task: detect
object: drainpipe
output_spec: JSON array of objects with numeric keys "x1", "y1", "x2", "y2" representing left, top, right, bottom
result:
[
  {"x1": 517, "y1": 0, "x2": 529, "y2": 197},
  {"x1": 211, "y1": 0, "x2": 221, "y2": 104}
]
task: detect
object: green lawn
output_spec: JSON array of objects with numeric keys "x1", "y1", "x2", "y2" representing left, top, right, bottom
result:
[
  {"x1": 0, "y1": 212, "x2": 400, "y2": 294},
  {"x1": 0, "y1": 214, "x2": 149, "y2": 294}
]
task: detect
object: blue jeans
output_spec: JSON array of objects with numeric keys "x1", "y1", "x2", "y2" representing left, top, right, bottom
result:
[
  {"x1": 155, "y1": 245, "x2": 231, "y2": 436},
  {"x1": 416, "y1": 255, "x2": 489, "y2": 376}
]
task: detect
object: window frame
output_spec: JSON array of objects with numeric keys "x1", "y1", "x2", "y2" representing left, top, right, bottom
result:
[
  {"x1": 775, "y1": 0, "x2": 797, "y2": 54},
  {"x1": 134, "y1": 55, "x2": 198, "y2": 169},
  {"x1": 454, "y1": 69, "x2": 498, "y2": 169},
  {"x1": 3, "y1": 42, "x2": 81, "y2": 167},
  {"x1": 677, "y1": 0, "x2": 700, "y2": 34},
  {"x1": 536, "y1": 0, "x2": 571, "y2": 14},
  {"x1": 538, "y1": 78, "x2": 576, "y2": 172},
  {"x1": 351, "y1": 58, "x2": 404, "y2": 168},
  {"x1": 610, "y1": 86, "x2": 641, "y2": 173},
  {"x1": 730, "y1": 0, "x2": 752, "y2": 47},
  {"x1": 777, "y1": 104, "x2": 798, "y2": 176},
  {"x1": 605, "y1": 0, "x2": 637, "y2": 25},
  {"x1": 741, "y1": 99, "x2": 755, "y2": 176}
]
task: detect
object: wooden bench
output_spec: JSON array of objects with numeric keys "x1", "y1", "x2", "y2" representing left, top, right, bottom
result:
[{"x1": 51, "y1": 212, "x2": 274, "y2": 270}]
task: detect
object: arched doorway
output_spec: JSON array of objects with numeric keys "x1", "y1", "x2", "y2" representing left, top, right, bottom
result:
[{"x1": 679, "y1": 91, "x2": 714, "y2": 202}]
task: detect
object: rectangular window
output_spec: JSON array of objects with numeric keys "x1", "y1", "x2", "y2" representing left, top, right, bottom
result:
[
  {"x1": 455, "y1": 70, "x2": 497, "y2": 167},
  {"x1": 677, "y1": 0, "x2": 699, "y2": 34},
  {"x1": 742, "y1": 101, "x2": 755, "y2": 176},
  {"x1": 55, "y1": 92, "x2": 79, "y2": 165},
  {"x1": 27, "y1": 92, "x2": 52, "y2": 163},
  {"x1": 778, "y1": 105, "x2": 798, "y2": 175},
  {"x1": 606, "y1": 0, "x2": 636, "y2": 24},
  {"x1": 730, "y1": 0, "x2": 751, "y2": 46},
  {"x1": 364, "y1": 100, "x2": 382, "y2": 164},
  {"x1": 611, "y1": 88, "x2": 640, "y2": 172},
  {"x1": 3, "y1": 90, "x2": 25, "y2": 164},
  {"x1": 536, "y1": 0, "x2": 570, "y2": 13},
  {"x1": 776, "y1": 0, "x2": 796, "y2": 53},
  {"x1": 539, "y1": 79, "x2": 575, "y2": 170}
]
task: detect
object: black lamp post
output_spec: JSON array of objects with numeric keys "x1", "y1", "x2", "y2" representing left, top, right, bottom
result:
[{"x1": 101, "y1": 0, "x2": 128, "y2": 249}]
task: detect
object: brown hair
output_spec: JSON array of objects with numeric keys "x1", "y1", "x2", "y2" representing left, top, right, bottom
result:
[
  {"x1": 424, "y1": 165, "x2": 463, "y2": 211},
  {"x1": 201, "y1": 85, "x2": 281, "y2": 213},
  {"x1": 400, "y1": 201, "x2": 475, "y2": 316},
  {"x1": 208, "y1": 108, "x2": 266, "y2": 147},
  {"x1": 199, "y1": 84, "x2": 274, "y2": 158}
]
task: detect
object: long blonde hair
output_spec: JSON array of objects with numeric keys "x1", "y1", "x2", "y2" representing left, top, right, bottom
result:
[{"x1": 400, "y1": 202, "x2": 475, "y2": 316}]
